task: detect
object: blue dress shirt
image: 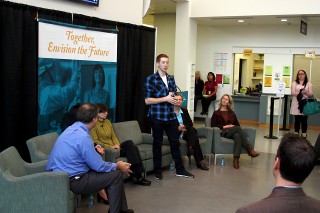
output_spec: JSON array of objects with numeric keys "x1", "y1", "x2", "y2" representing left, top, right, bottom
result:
[{"x1": 46, "y1": 121, "x2": 116, "y2": 177}]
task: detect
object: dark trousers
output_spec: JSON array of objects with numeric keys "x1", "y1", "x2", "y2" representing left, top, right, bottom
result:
[
  {"x1": 120, "y1": 140, "x2": 145, "y2": 176},
  {"x1": 151, "y1": 117, "x2": 185, "y2": 172},
  {"x1": 201, "y1": 96, "x2": 216, "y2": 113},
  {"x1": 294, "y1": 115, "x2": 308, "y2": 133},
  {"x1": 183, "y1": 127, "x2": 204, "y2": 165},
  {"x1": 69, "y1": 170, "x2": 128, "y2": 213},
  {"x1": 194, "y1": 95, "x2": 202, "y2": 112},
  {"x1": 224, "y1": 126, "x2": 249, "y2": 158}
]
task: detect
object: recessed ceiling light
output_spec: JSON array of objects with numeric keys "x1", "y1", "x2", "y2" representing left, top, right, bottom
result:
[
  {"x1": 238, "y1": 20, "x2": 244, "y2": 23},
  {"x1": 281, "y1": 19, "x2": 287, "y2": 22}
]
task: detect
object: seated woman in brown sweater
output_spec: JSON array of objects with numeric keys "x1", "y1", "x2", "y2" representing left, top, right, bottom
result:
[{"x1": 211, "y1": 94, "x2": 259, "y2": 169}]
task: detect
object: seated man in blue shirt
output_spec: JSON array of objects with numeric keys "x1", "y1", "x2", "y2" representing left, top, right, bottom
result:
[{"x1": 47, "y1": 103, "x2": 134, "y2": 213}]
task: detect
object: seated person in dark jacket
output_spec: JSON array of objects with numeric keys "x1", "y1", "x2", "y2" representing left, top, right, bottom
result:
[
  {"x1": 211, "y1": 94, "x2": 259, "y2": 169},
  {"x1": 236, "y1": 133, "x2": 320, "y2": 213},
  {"x1": 173, "y1": 93, "x2": 209, "y2": 170}
]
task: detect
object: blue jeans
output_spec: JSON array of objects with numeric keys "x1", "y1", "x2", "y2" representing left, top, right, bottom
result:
[{"x1": 150, "y1": 117, "x2": 185, "y2": 173}]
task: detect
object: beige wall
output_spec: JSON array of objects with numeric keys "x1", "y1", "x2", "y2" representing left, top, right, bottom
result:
[
  {"x1": 190, "y1": 0, "x2": 320, "y2": 17},
  {"x1": 154, "y1": 13, "x2": 176, "y2": 75}
]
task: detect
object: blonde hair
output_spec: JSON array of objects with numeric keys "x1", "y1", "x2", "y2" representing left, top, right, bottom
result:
[
  {"x1": 195, "y1": 71, "x2": 202, "y2": 81},
  {"x1": 218, "y1": 94, "x2": 234, "y2": 111}
]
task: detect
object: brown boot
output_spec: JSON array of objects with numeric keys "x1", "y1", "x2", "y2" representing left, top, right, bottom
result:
[
  {"x1": 233, "y1": 157, "x2": 239, "y2": 169},
  {"x1": 246, "y1": 145, "x2": 260, "y2": 158}
]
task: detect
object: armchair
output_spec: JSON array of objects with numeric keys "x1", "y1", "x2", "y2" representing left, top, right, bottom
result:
[
  {"x1": 205, "y1": 118, "x2": 256, "y2": 165},
  {"x1": 26, "y1": 132, "x2": 59, "y2": 162},
  {"x1": 106, "y1": 120, "x2": 213, "y2": 172},
  {"x1": 0, "y1": 146, "x2": 73, "y2": 213}
]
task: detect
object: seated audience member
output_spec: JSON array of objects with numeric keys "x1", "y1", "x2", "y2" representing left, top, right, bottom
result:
[
  {"x1": 236, "y1": 133, "x2": 320, "y2": 213},
  {"x1": 90, "y1": 103, "x2": 151, "y2": 186},
  {"x1": 46, "y1": 103, "x2": 134, "y2": 213},
  {"x1": 211, "y1": 94, "x2": 259, "y2": 169},
  {"x1": 60, "y1": 103, "x2": 110, "y2": 205},
  {"x1": 201, "y1": 72, "x2": 217, "y2": 115},
  {"x1": 174, "y1": 93, "x2": 209, "y2": 170}
]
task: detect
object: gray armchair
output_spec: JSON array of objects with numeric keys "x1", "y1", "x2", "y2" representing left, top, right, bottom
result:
[
  {"x1": 26, "y1": 132, "x2": 59, "y2": 162},
  {"x1": 0, "y1": 146, "x2": 73, "y2": 213},
  {"x1": 205, "y1": 118, "x2": 256, "y2": 165},
  {"x1": 105, "y1": 120, "x2": 213, "y2": 172},
  {"x1": 105, "y1": 120, "x2": 173, "y2": 173}
]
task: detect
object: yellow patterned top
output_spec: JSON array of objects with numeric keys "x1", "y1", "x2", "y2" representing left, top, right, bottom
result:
[{"x1": 90, "y1": 119, "x2": 120, "y2": 148}]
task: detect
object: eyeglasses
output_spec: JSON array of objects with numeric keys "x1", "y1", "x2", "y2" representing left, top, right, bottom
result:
[{"x1": 99, "y1": 111, "x2": 108, "y2": 114}]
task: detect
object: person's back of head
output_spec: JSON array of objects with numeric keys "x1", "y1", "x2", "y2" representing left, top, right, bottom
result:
[
  {"x1": 77, "y1": 103, "x2": 99, "y2": 124},
  {"x1": 277, "y1": 133, "x2": 317, "y2": 184},
  {"x1": 60, "y1": 103, "x2": 81, "y2": 132}
]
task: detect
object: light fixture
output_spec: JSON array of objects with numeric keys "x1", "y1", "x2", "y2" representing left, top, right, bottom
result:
[
  {"x1": 238, "y1": 20, "x2": 244, "y2": 23},
  {"x1": 281, "y1": 19, "x2": 287, "y2": 22}
]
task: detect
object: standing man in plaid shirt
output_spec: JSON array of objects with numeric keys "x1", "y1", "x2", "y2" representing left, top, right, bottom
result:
[{"x1": 144, "y1": 53, "x2": 194, "y2": 180}]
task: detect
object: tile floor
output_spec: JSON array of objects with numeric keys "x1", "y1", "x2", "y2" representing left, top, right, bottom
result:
[{"x1": 76, "y1": 120, "x2": 320, "y2": 213}]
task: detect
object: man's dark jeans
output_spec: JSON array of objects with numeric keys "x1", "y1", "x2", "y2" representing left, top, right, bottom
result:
[{"x1": 150, "y1": 117, "x2": 185, "y2": 173}]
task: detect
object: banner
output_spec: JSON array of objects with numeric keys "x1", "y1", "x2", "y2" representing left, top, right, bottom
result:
[{"x1": 38, "y1": 21, "x2": 117, "y2": 134}]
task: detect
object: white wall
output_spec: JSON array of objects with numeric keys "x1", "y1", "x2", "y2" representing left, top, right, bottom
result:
[
  {"x1": 9, "y1": 0, "x2": 143, "y2": 25},
  {"x1": 154, "y1": 14, "x2": 176, "y2": 75},
  {"x1": 190, "y1": 0, "x2": 320, "y2": 17},
  {"x1": 196, "y1": 23, "x2": 320, "y2": 97}
]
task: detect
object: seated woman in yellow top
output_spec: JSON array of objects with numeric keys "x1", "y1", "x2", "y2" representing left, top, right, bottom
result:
[{"x1": 90, "y1": 103, "x2": 151, "y2": 186}]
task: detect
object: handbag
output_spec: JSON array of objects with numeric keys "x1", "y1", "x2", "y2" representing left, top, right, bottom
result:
[{"x1": 303, "y1": 96, "x2": 320, "y2": 115}]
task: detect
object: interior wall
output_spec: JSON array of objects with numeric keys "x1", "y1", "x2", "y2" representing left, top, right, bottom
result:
[
  {"x1": 196, "y1": 23, "x2": 320, "y2": 97},
  {"x1": 8, "y1": 0, "x2": 143, "y2": 25},
  {"x1": 190, "y1": 0, "x2": 320, "y2": 18},
  {"x1": 154, "y1": 13, "x2": 176, "y2": 75}
]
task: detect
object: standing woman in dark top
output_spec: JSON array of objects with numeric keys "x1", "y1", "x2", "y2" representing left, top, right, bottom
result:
[
  {"x1": 201, "y1": 72, "x2": 218, "y2": 115},
  {"x1": 194, "y1": 71, "x2": 204, "y2": 112},
  {"x1": 211, "y1": 94, "x2": 259, "y2": 169}
]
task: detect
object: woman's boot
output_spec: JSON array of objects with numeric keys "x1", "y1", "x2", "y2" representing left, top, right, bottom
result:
[
  {"x1": 246, "y1": 144, "x2": 260, "y2": 158},
  {"x1": 233, "y1": 157, "x2": 240, "y2": 169}
]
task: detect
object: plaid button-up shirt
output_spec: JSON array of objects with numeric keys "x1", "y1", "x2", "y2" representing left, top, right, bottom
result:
[{"x1": 144, "y1": 71, "x2": 177, "y2": 121}]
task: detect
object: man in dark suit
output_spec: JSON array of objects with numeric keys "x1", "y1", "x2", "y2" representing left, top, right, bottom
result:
[
  {"x1": 173, "y1": 93, "x2": 209, "y2": 170},
  {"x1": 236, "y1": 133, "x2": 320, "y2": 213}
]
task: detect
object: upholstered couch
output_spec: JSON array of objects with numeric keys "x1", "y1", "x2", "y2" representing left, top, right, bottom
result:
[
  {"x1": 0, "y1": 146, "x2": 72, "y2": 213},
  {"x1": 205, "y1": 118, "x2": 256, "y2": 165},
  {"x1": 26, "y1": 132, "x2": 77, "y2": 213},
  {"x1": 26, "y1": 132, "x2": 59, "y2": 163},
  {"x1": 104, "y1": 120, "x2": 213, "y2": 173}
]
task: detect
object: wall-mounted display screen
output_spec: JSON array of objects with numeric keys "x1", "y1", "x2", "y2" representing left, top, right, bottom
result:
[{"x1": 71, "y1": 0, "x2": 99, "y2": 6}]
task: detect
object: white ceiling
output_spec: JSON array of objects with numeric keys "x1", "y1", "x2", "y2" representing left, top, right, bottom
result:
[{"x1": 144, "y1": 0, "x2": 320, "y2": 26}]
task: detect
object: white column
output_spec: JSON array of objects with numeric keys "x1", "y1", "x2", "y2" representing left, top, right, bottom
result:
[{"x1": 174, "y1": 1, "x2": 197, "y2": 118}]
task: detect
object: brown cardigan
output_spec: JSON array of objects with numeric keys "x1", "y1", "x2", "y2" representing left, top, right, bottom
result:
[{"x1": 211, "y1": 109, "x2": 240, "y2": 130}]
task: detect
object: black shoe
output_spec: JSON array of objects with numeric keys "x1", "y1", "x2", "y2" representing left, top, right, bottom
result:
[
  {"x1": 133, "y1": 177, "x2": 151, "y2": 186},
  {"x1": 200, "y1": 112, "x2": 204, "y2": 115},
  {"x1": 97, "y1": 193, "x2": 109, "y2": 205},
  {"x1": 120, "y1": 209, "x2": 134, "y2": 213},
  {"x1": 154, "y1": 171, "x2": 163, "y2": 180},
  {"x1": 197, "y1": 161, "x2": 209, "y2": 170},
  {"x1": 175, "y1": 169, "x2": 194, "y2": 178}
]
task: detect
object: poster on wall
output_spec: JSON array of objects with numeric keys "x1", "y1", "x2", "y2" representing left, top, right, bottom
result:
[
  {"x1": 262, "y1": 54, "x2": 293, "y2": 94},
  {"x1": 213, "y1": 52, "x2": 228, "y2": 73},
  {"x1": 38, "y1": 20, "x2": 118, "y2": 134}
]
